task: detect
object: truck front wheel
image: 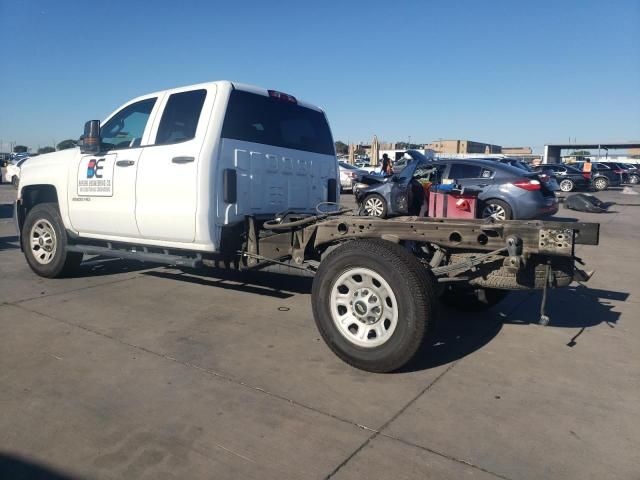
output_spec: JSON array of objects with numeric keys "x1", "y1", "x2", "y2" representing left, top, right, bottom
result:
[
  {"x1": 22, "y1": 203, "x2": 83, "y2": 278},
  {"x1": 312, "y1": 239, "x2": 435, "y2": 373}
]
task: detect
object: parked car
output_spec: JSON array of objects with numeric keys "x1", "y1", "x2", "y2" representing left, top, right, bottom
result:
[
  {"x1": 621, "y1": 164, "x2": 640, "y2": 184},
  {"x1": 490, "y1": 157, "x2": 560, "y2": 192},
  {"x1": 598, "y1": 162, "x2": 639, "y2": 184},
  {"x1": 356, "y1": 151, "x2": 558, "y2": 220},
  {"x1": 576, "y1": 162, "x2": 622, "y2": 190},
  {"x1": 338, "y1": 161, "x2": 366, "y2": 192},
  {"x1": 531, "y1": 163, "x2": 591, "y2": 192},
  {"x1": 4, "y1": 157, "x2": 28, "y2": 187}
]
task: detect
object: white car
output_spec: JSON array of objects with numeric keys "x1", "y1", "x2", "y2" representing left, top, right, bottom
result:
[
  {"x1": 4, "y1": 158, "x2": 28, "y2": 187},
  {"x1": 338, "y1": 161, "x2": 366, "y2": 191}
]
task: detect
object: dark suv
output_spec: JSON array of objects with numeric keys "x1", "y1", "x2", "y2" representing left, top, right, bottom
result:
[
  {"x1": 576, "y1": 162, "x2": 622, "y2": 190},
  {"x1": 532, "y1": 163, "x2": 591, "y2": 192},
  {"x1": 598, "y1": 162, "x2": 639, "y2": 185}
]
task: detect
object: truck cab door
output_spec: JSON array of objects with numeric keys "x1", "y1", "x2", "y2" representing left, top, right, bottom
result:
[
  {"x1": 68, "y1": 96, "x2": 159, "y2": 237},
  {"x1": 135, "y1": 86, "x2": 214, "y2": 243}
]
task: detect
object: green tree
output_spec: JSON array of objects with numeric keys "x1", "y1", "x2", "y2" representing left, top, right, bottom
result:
[
  {"x1": 572, "y1": 150, "x2": 591, "y2": 156},
  {"x1": 56, "y1": 139, "x2": 77, "y2": 150},
  {"x1": 13, "y1": 145, "x2": 28, "y2": 153},
  {"x1": 37, "y1": 146, "x2": 55, "y2": 154},
  {"x1": 334, "y1": 141, "x2": 348, "y2": 155}
]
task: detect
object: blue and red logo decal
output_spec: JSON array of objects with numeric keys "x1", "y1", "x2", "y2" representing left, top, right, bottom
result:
[{"x1": 87, "y1": 158, "x2": 104, "y2": 178}]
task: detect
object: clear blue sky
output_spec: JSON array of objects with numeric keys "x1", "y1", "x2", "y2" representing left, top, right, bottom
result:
[{"x1": 1, "y1": 0, "x2": 638, "y2": 153}]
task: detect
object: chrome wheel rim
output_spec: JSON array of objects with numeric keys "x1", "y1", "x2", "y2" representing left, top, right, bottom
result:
[
  {"x1": 364, "y1": 197, "x2": 384, "y2": 216},
  {"x1": 482, "y1": 203, "x2": 507, "y2": 220},
  {"x1": 559, "y1": 179, "x2": 573, "y2": 192},
  {"x1": 30, "y1": 219, "x2": 57, "y2": 265},
  {"x1": 594, "y1": 178, "x2": 607, "y2": 190},
  {"x1": 630, "y1": 175, "x2": 639, "y2": 184},
  {"x1": 329, "y1": 267, "x2": 398, "y2": 348}
]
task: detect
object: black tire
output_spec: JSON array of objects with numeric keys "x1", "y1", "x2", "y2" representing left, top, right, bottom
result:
[
  {"x1": 362, "y1": 194, "x2": 388, "y2": 218},
  {"x1": 440, "y1": 286, "x2": 509, "y2": 312},
  {"x1": 558, "y1": 178, "x2": 575, "y2": 192},
  {"x1": 481, "y1": 199, "x2": 512, "y2": 220},
  {"x1": 311, "y1": 239, "x2": 435, "y2": 373},
  {"x1": 592, "y1": 176, "x2": 608, "y2": 191},
  {"x1": 22, "y1": 203, "x2": 83, "y2": 278}
]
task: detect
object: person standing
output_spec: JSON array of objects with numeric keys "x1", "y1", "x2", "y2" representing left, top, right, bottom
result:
[
  {"x1": 582, "y1": 158, "x2": 592, "y2": 180},
  {"x1": 381, "y1": 153, "x2": 392, "y2": 175}
]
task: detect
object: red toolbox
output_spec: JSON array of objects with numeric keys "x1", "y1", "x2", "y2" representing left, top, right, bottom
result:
[{"x1": 428, "y1": 189, "x2": 478, "y2": 219}]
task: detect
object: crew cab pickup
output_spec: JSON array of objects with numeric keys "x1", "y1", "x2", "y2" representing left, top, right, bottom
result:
[{"x1": 15, "y1": 81, "x2": 600, "y2": 373}]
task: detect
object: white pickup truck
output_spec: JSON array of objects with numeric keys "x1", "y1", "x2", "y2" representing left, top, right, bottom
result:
[{"x1": 15, "y1": 80, "x2": 599, "y2": 372}]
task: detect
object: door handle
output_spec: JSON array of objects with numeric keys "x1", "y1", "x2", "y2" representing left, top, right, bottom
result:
[
  {"x1": 116, "y1": 160, "x2": 135, "y2": 167},
  {"x1": 172, "y1": 156, "x2": 195, "y2": 164},
  {"x1": 477, "y1": 183, "x2": 489, "y2": 187}
]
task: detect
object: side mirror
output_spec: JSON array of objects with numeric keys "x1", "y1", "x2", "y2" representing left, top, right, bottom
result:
[{"x1": 80, "y1": 120, "x2": 101, "y2": 154}]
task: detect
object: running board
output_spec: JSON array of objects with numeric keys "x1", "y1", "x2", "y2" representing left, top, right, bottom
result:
[{"x1": 66, "y1": 244, "x2": 203, "y2": 268}]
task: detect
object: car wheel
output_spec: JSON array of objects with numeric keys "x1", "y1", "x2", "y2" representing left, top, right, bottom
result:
[
  {"x1": 629, "y1": 174, "x2": 639, "y2": 185},
  {"x1": 362, "y1": 194, "x2": 387, "y2": 218},
  {"x1": 22, "y1": 203, "x2": 83, "y2": 278},
  {"x1": 593, "y1": 177, "x2": 608, "y2": 191},
  {"x1": 559, "y1": 179, "x2": 575, "y2": 192},
  {"x1": 481, "y1": 199, "x2": 512, "y2": 220},
  {"x1": 311, "y1": 239, "x2": 435, "y2": 372}
]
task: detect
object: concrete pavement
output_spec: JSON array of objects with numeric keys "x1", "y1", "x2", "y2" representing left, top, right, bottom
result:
[{"x1": 1, "y1": 184, "x2": 638, "y2": 479}]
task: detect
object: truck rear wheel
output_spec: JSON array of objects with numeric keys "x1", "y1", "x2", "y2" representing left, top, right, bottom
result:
[
  {"x1": 312, "y1": 239, "x2": 435, "y2": 373},
  {"x1": 440, "y1": 285, "x2": 509, "y2": 312},
  {"x1": 22, "y1": 203, "x2": 83, "y2": 278}
]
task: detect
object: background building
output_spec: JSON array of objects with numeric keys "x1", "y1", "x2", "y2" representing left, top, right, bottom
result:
[
  {"x1": 502, "y1": 146, "x2": 532, "y2": 155},
  {"x1": 425, "y1": 139, "x2": 502, "y2": 154}
]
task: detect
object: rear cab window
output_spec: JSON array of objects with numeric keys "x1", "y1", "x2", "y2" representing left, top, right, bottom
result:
[
  {"x1": 221, "y1": 90, "x2": 334, "y2": 154},
  {"x1": 155, "y1": 89, "x2": 207, "y2": 145}
]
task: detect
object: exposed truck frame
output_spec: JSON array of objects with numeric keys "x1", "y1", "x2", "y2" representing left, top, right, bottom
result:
[{"x1": 21, "y1": 204, "x2": 598, "y2": 373}]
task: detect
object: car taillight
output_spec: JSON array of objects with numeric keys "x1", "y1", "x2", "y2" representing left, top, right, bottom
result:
[
  {"x1": 268, "y1": 90, "x2": 297, "y2": 103},
  {"x1": 512, "y1": 179, "x2": 541, "y2": 191}
]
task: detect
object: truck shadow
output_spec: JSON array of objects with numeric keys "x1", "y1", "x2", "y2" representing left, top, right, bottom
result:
[
  {"x1": 72, "y1": 257, "x2": 151, "y2": 277},
  {"x1": 0, "y1": 202, "x2": 13, "y2": 220},
  {"x1": 0, "y1": 235, "x2": 19, "y2": 251},
  {"x1": 401, "y1": 284, "x2": 627, "y2": 373},
  {"x1": 143, "y1": 267, "x2": 313, "y2": 299},
  {"x1": 0, "y1": 452, "x2": 77, "y2": 480}
]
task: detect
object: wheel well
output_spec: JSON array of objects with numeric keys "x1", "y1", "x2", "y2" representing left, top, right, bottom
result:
[{"x1": 17, "y1": 185, "x2": 59, "y2": 238}]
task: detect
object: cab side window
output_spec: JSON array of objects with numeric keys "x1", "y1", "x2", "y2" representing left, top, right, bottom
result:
[
  {"x1": 155, "y1": 89, "x2": 207, "y2": 145},
  {"x1": 101, "y1": 98, "x2": 156, "y2": 151}
]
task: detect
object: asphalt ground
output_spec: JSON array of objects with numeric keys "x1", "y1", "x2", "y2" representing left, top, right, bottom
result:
[{"x1": 1, "y1": 183, "x2": 639, "y2": 479}]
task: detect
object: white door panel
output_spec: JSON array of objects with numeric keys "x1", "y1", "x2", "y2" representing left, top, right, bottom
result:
[
  {"x1": 68, "y1": 151, "x2": 141, "y2": 237},
  {"x1": 135, "y1": 144, "x2": 198, "y2": 242}
]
